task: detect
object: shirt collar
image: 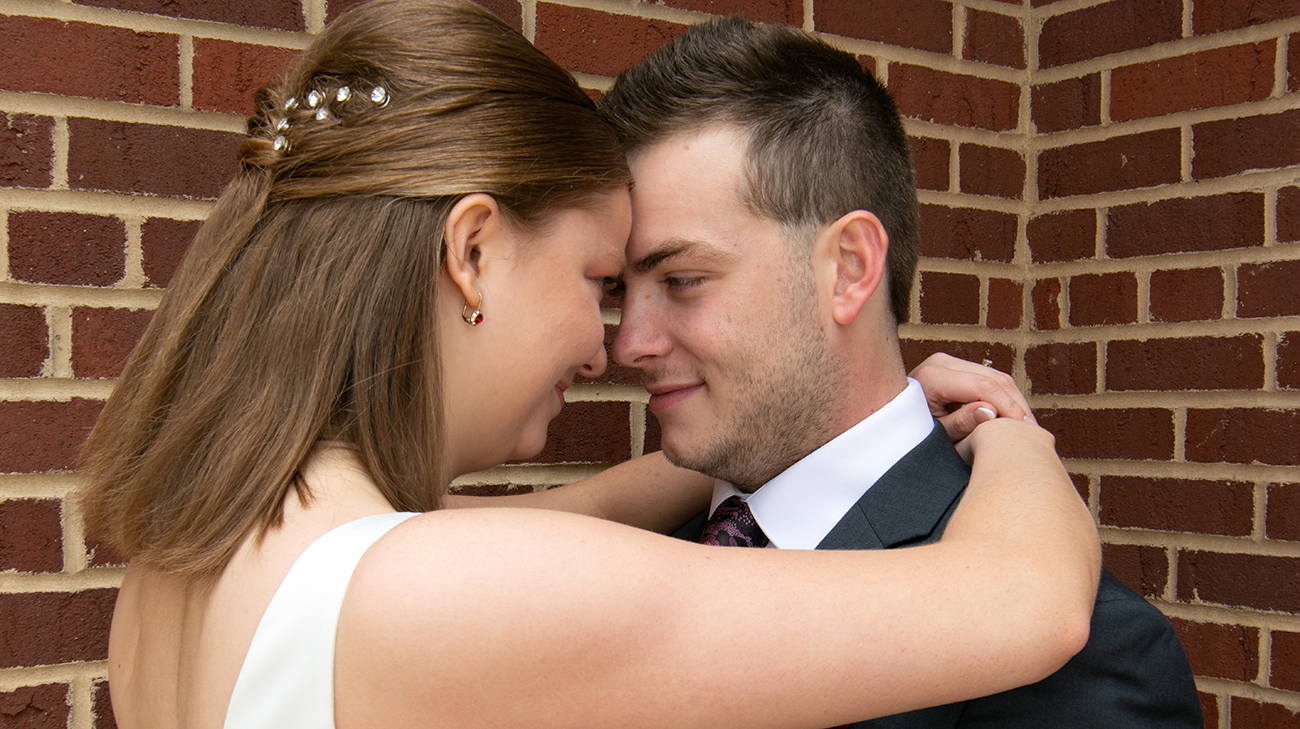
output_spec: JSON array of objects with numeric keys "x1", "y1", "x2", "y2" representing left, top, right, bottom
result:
[{"x1": 709, "y1": 378, "x2": 935, "y2": 550}]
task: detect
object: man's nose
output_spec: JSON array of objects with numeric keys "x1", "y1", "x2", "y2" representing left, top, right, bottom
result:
[{"x1": 612, "y1": 293, "x2": 669, "y2": 368}]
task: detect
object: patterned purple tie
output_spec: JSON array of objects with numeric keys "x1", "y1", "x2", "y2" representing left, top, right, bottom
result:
[{"x1": 699, "y1": 495, "x2": 769, "y2": 548}]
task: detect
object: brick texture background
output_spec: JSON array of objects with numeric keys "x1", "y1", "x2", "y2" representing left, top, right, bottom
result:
[{"x1": 0, "y1": 1, "x2": 1296, "y2": 726}]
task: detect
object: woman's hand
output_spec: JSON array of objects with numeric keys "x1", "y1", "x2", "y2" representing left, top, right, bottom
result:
[{"x1": 909, "y1": 353, "x2": 1036, "y2": 446}]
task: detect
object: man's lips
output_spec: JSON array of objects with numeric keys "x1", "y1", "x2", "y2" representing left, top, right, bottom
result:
[{"x1": 645, "y1": 382, "x2": 703, "y2": 413}]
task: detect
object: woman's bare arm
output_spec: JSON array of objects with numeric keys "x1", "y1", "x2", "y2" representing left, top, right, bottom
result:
[
  {"x1": 339, "y1": 417, "x2": 1099, "y2": 729},
  {"x1": 443, "y1": 451, "x2": 712, "y2": 533}
]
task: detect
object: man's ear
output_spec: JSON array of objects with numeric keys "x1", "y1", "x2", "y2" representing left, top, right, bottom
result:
[
  {"x1": 443, "y1": 193, "x2": 504, "y2": 305},
  {"x1": 825, "y1": 210, "x2": 888, "y2": 326}
]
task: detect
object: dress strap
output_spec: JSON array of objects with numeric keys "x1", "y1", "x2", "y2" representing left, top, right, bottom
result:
[{"x1": 223, "y1": 511, "x2": 419, "y2": 729}]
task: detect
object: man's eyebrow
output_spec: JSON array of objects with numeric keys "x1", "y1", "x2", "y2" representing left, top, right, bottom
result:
[{"x1": 632, "y1": 240, "x2": 731, "y2": 274}]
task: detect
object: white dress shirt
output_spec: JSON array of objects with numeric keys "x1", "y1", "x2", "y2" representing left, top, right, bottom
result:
[{"x1": 708, "y1": 378, "x2": 935, "y2": 550}]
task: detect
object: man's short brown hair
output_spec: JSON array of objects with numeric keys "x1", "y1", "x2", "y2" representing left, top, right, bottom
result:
[{"x1": 600, "y1": 16, "x2": 919, "y2": 323}]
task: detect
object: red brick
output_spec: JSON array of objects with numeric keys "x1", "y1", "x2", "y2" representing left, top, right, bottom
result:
[
  {"x1": 451, "y1": 483, "x2": 538, "y2": 497},
  {"x1": 899, "y1": 340, "x2": 1017, "y2": 375},
  {"x1": 1032, "y1": 278, "x2": 1061, "y2": 331},
  {"x1": 535, "y1": 5, "x2": 686, "y2": 78},
  {"x1": 1068, "y1": 272, "x2": 1137, "y2": 326},
  {"x1": 958, "y1": 144, "x2": 1024, "y2": 199},
  {"x1": 1149, "y1": 268, "x2": 1224, "y2": 323},
  {"x1": 1070, "y1": 472, "x2": 1090, "y2": 502},
  {"x1": 1112, "y1": 42, "x2": 1275, "y2": 122},
  {"x1": 815, "y1": 0, "x2": 951, "y2": 54},
  {"x1": 94, "y1": 679, "x2": 115, "y2": 729},
  {"x1": 0, "y1": 305, "x2": 48, "y2": 378},
  {"x1": 142, "y1": 218, "x2": 201, "y2": 289},
  {"x1": 0, "y1": 16, "x2": 178, "y2": 105},
  {"x1": 1039, "y1": 128, "x2": 1181, "y2": 199},
  {"x1": 1267, "y1": 483, "x2": 1300, "y2": 541},
  {"x1": 73, "y1": 0, "x2": 303, "y2": 30},
  {"x1": 986, "y1": 278, "x2": 1021, "y2": 330},
  {"x1": 888, "y1": 64, "x2": 1020, "y2": 132},
  {"x1": 1178, "y1": 551, "x2": 1300, "y2": 612},
  {"x1": 1281, "y1": 186, "x2": 1300, "y2": 243},
  {"x1": 0, "y1": 499, "x2": 62, "y2": 573},
  {"x1": 918, "y1": 205, "x2": 1016, "y2": 263},
  {"x1": 192, "y1": 39, "x2": 298, "y2": 116},
  {"x1": 1027, "y1": 209, "x2": 1095, "y2": 263},
  {"x1": 576, "y1": 325, "x2": 641, "y2": 386},
  {"x1": 910, "y1": 136, "x2": 950, "y2": 192},
  {"x1": 663, "y1": 0, "x2": 802, "y2": 26},
  {"x1": 0, "y1": 589, "x2": 116, "y2": 667},
  {"x1": 1101, "y1": 476, "x2": 1253, "y2": 536},
  {"x1": 514, "y1": 401, "x2": 630, "y2": 464},
  {"x1": 919, "y1": 272, "x2": 980, "y2": 325},
  {"x1": 1201, "y1": 694, "x2": 1219, "y2": 729},
  {"x1": 1239, "y1": 259, "x2": 1300, "y2": 318},
  {"x1": 1273, "y1": 630, "x2": 1300, "y2": 690},
  {"x1": 1039, "y1": 0, "x2": 1182, "y2": 68},
  {"x1": 86, "y1": 533, "x2": 125, "y2": 569},
  {"x1": 0, "y1": 114, "x2": 53, "y2": 189},
  {"x1": 1230, "y1": 697, "x2": 1300, "y2": 728},
  {"x1": 72, "y1": 308, "x2": 154, "y2": 380},
  {"x1": 1194, "y1": 0, "x2": 1300, "y2": 34},
  {"x1": 68, "y1": 119, "x2": 239, "y2": 199},
  {"x1": 8, "y1": 212, "x2": 125, "y2": 287},
  {"x1": 479, "y1": 0, "x2": 524, "y2": 30},
  {"x1": 964, "y1": 8, "x2": 1025, "y2": 69},
  {"x1": 1192, "y1": 110, "x2": 1300, "y2": 179},
  {"x1": 0, "y1": 684, "x2": 69, "y2": 728},
  {"x1": 1106, "y1": 335, "x2": 1264, "y2": 392},
  {"x1": 0, "y1": 399, "x2": 102, "y2": 474},
  {"x1": 1281, "y1": 332, "x2": 1300, "y2": 389},
  {"x1": 645, "y1": 410, "x2": 662, "y2": 454},
  {"x1": 1293, "y1": 32, "x2": 1300, "y2": 92},
  {"x1": 1186, "y1": 408, "x2": 1300, "y2": 466},
  {"x1": 1108, "y1": 193, "x2": 1265, "y2": 259},
  {"x1": 1025, "y1": 342, "x2": 1096, "y2": 395},
  {"x1": 1169, "y1": 618, "x2": 1258, "y2": 681},
  {"x1": 1101, "y1": 543, "x2": 1167, "y2": 598},
  {"x1": 1032, "y1": 74, "x2": 1102, "y2": 134},
  {"x1": 1036, "y1": 407, "x2": 1174, "y2": 461}
]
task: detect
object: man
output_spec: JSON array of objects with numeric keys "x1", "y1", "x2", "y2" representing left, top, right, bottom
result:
[{"x1": 600, "y1": 17, "x2": 1201, "y2": 728}]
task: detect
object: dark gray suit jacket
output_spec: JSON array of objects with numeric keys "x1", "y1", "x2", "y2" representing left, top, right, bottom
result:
[{"x1": 675, "y1": 421, "x2": 1202, "y2": 728}]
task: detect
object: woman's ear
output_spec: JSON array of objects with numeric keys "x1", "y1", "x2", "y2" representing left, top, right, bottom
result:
[
  {"x1": 825, "y1": 210, "x2": 888, "y2": 326},
  {"x1": 443, "y1": 193, "x2": 504, "y2": 305}
]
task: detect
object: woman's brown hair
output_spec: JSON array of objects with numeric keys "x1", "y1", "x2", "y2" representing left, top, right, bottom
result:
[{"x1": 78, "y1": 0, "x2": 631, "y2": 578}]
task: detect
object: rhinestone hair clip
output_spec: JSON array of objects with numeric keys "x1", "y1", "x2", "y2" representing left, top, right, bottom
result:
[{"x1": 270, "y1": 81, "x2": 390, "y2": 152}]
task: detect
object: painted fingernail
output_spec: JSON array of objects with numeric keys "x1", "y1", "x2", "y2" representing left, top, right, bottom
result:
[{"x1": 976, "y1": 407, "x2": 997, "y2": 422}]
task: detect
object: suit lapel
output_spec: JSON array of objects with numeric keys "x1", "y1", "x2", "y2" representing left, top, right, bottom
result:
[{"x1": 818, "y1": 421, "x2": 970, "y2": 551}]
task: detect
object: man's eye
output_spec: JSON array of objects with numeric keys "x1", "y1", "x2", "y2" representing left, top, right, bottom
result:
[{"x1": 664, "y1": 276, "x2": 703, "y2": 290}]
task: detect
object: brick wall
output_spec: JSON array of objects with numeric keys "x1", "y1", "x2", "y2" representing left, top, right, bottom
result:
[{"x1": 0, "y1": 1, "x2": 1296, "y2": 727}]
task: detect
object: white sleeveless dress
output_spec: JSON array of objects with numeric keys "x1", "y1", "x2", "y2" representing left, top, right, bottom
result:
[{"x1": 222, "y1": 511, "x2": 419, "y2": 729}]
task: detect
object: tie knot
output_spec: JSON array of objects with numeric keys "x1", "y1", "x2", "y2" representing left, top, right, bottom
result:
[{"x1": 699, "y1": 495, "x2": 769, "y2": 548}]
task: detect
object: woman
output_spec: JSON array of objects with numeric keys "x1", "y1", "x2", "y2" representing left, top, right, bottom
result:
[{"x1": 79, "y1": 2, "x2": 1099, "y2": 727}]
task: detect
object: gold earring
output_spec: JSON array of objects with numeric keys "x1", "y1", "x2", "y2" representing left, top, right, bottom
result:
[{"x1": 461, "y1": 292, "x2": 483, "y2": 326}]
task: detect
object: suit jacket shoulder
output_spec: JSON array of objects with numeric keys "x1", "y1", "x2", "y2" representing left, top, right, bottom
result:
[{"x1": 830, "y1": 422, "x2": 1201, "y2": 729}]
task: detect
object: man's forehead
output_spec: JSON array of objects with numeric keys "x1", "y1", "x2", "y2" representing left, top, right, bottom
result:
[{"x1": 624, "y1": 127, "x2": 754, "y2": 263}]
